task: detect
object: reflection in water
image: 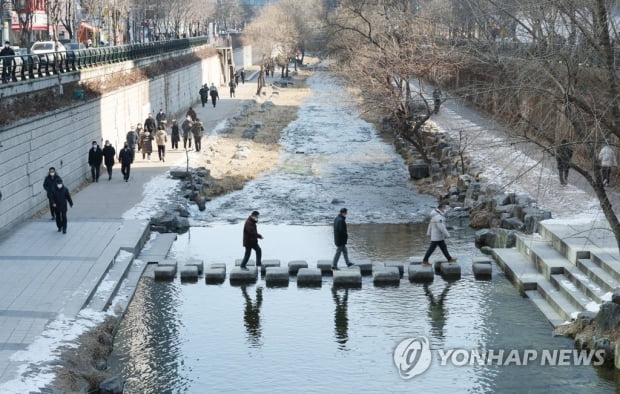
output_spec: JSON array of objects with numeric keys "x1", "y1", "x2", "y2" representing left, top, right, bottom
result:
[
  {"x1": 424, "y1": 282, "x2": 453, "y2": 341},
  {"x1": 241, "y1": 286, "x2": 263, "y2": 347},
  {"x1": 332, "y1": 287, "x2": 349, "y2": 350}
]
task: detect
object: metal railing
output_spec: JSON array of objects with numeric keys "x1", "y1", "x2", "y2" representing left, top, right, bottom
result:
[{"x1": 0, "y1": 36, "x2": 211, "y2": 84}]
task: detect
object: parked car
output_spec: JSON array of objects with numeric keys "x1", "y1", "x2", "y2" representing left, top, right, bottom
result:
[
  {"x1": 64, "y1": 42, "x2": 85, "y2": 67},
  {"x1": 30, "y1": 41, "x2": 66, "y2": 66}
]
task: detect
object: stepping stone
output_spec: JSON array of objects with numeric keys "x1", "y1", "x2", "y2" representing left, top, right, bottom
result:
[
  {"x1": 408, "y1": 265, "x2": 434, "y2": 283},
  {"x1": 333, "y1": 268, "x2": 362, "y2": 287},
  {"x1": 235, "y1": 259, "x2": 255, "y2": 266},
  {"x1": 297, "y1": 268, "x2": 322, "y2": 287},
  {"x1": 433, "y1": 260, "x2": 445, "y2": 274},
  {"x1": 288, "y1": 260, "x2": 308, "y2": 275},
  {"x1": 159, "y1": 259, "x2": 178, "y2": 268},
  {"x1": 209, "y1": 263, "x2": 226, "y2": 272},
  {"x1": 185, "y1": 258, "x2": 204, "y2": 274},
  {"x1": 260, "y1": 259, "x2": 281, "y2": 275},
  {"x1": 373, "y1": 267, "x2": 401, "y2": 286},
  {"x1": 229, "y1": 267, "x2": 258, "y2": 284},
  {"x1": 353, "y1": 261, "x2": 373, "y2": 275},
  {"x1": 205, "y1": 267, "x2": 226, "y2": 284},
  {"x1": 440, "y1": 263, "x2": 461, "y2": 280},
  {"x1": 317, "y1": 260, "x2": 334, "y2": 275},
  {"x1": 385, "y1": 262, "x2": 404, "y2": 278},
  {"x1": 409, "y1": 256, "x2": 425, "y2": 265},
  {"x1": 265, "y1": 267, "x2": 289, "y2": 287},
  {"x1": 180, "y1": 265, "x2": 199, "y2": 281},
  {"x1": 154, "y1": 266, "x2": 176, "y2": 281},
  {"x1": 472, "y1": 259, "x2": 492, "y2": 280}
]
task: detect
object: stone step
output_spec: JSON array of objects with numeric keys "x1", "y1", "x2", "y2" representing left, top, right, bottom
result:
[
  {"x1": 180, "y1": 265, "x2": 199, "y2": 282},
  {"x1": 491, "y1": 248, "x2": 541, "y2": 291},
  {"x1": 537, "y1": 221, "x2": 592, "y2": 263},
  {"x1": 230, "y1": 266, "x2": 258, "y2": 284},
  {"x1": 524, "y1": 290, "x2": 565, "y2": 328},
  {"x1": 536, "y1": 278, "x2": 580, "y2": 322},
  {"x1": 439, "y1": 262, "x2": 461, "y2": 280},
  {"x1": 333, "y1": 267, "x2": 362, "y2": 287},
  {"x1": 139, "y1": 233, "x2": 178, "y2": 263},
  {"x1": 317, "y1": 260, "x2": 334, "y2": 275},
  {"x1": 384, "y1": 262, "x2": 404, "y2": 278},
  {"x1": 205, "y1": 267, "x2": 226, "y2": 284},
  {"x1": 549, "y1": 274, "x2": 596, "y2": 311},
  {"x1": 288, "y1": 260, "x2": 308, "y2": 275},
  {"x1": 562, "y1": 265, "x2": 608, "y2": 304},
  {"x1": 264, "y1": 267, "x2": 289, "y2": 287},
  {"x1": 260, "y1": 260, "x2": 281, "y2": 275},
  {"x1": 591, "y1": 252, "x2": 620, "y2": 284},
  {"x1": 517, "y1": 236, "x2": 572, "y2": 278},
  {"x1": 297, "y1": 268, "x2": 322, "y2": 287},
  {"x1": 373, "y1": 267, "x2": 400, "y2": 286},
  {"x1": 86, "y1": 250, "x2": 135, "y2": 312},
  {"x1": 575, "y1": 258, "x2": 619, "y2": 294},
  {"x1": 408, "y1": 265, "x2": 434, "y2": 283}
]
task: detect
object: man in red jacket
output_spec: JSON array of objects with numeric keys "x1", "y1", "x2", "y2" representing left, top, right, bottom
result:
[{"x1": 240, "y1": 211, "x2": 263, "y2": 269}]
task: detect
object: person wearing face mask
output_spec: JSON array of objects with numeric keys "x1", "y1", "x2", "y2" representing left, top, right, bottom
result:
[
  {"x1": 239, "y1": 211, "x2": 263, "y2": 269},
  {"x1": 51, "y1": 178, "x2": 73, "y2": 234},
  {"x1": 118, "y1": 142, "x2": 134, "y2": 182},
  {"x1": 43, "y1": 167, "x2": 62, "y2": 220},
  {"x1": 102, "y1": 140, "x2": 116, "y2": 181},
  {"x1": 0, "y1": 41, "x2": 15, "y2": 83},
  {"x1": 88, "y1": 141, "x2": 103, "y2": 182}
]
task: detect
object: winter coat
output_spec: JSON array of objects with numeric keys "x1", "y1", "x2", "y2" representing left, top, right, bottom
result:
[
  {"x1": 210, "y1": 88, "x2": 219, "y2": 99},
  {"x1": 229, "y1": 80, "x2": 237, "y2": 90},
  {"x1": 118, "y1": 147, "x2": 134, "y2": 165},
  {"x1": 556, "y1": 145, "x2": 573, "y2": 167},
  {"x1": 156, "y1": 111, "x2": 167, "y2": 125},
  {"x1": 144, "y1": 117, "x2": 157, "y2": 134},
  {"x1": 126, "y1": 130, "x2": 139, "y2": 149},
  {"x1": 171, "y1": 124, "x2": 180, "y2": 142},
  {"x1": 181, "y1": 120, "x2": 193, "y2": 139},
  {"x1": 43, "y1": 174, "x2": 62, "y2": 198},
  {"x1": 199, "y1": 87, "x2": 209, "y2": 99},
  {"x1": 140, "y1": 132, "x2": 153, "y2": 154},
  {"x1": 51, "y1": 185, "x2": 73, "y2": 213},
  {"x1": 599, "y1": 145, "x2": 617, "y2": 167},
  {"x1": 186, "y1": 108, "x2": 197, "y2": 121},
  {"x1": 102, "y1": 145, "x2": 116, "y2": 167},
  {"x1": 155, "y1": 129, "x2": 167, "y2": 146},
  {"x1": 427, "y1": 208, "x2": 450, "y2": 242},
  {"x1": 88, "y1": 146, "x2": 103, "y2": 167},
  {"x1": 333, "y1": 214, "x2": 348, "y2": 247},
  {"x1": 243, "y1": 216, "x2": 262, "y2": 247},
  {"x1": 191, "y1": 122, "x2": 204, "y2": 140}
]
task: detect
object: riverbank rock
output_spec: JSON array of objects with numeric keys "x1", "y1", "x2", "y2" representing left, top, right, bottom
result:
[
  {"x1": 98, "y1": 375, "x2": 125, "y2": 394},
  {"x1": 150, "y1": 214, "x2": 190, "y2": 234},
  {"x1": 408, "y1": 162, "x2": 430, "y2": 180},
  {"x1": 596, "y1": 302, "x2": 620, "y2": 333}
]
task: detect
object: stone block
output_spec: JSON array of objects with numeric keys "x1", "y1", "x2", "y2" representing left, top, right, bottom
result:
[
  {"x1": 229, "y1": 267, "x2": 258, "y2": 284},
  {"x1": 472, "y1": 261, "x2": 492, "y2": 279},
  {"x1": 205, "y1": 267, "x2": 226, "y2": 284},
  {"x1": 408, "y1": 265, "x2": 434, "y2": 283},
  {"x1": 501, "y1": 217, "x2": 525, "y2": 231},
  {"x1": 353, "y1": 261, "x2": 373, "y2": 275},
  {"x1": 180, "y1": 265, "x2": 199, "y2": 281},
  {"x1": 235, "y1": 259, "x2": 255, "y2": 266},
  {"x1": 333, "y1": 268, "x2": 362, "y2": 287},
  {"x1": 385, "y1": 262, "x2": 404, "y2": 278},
  {"x1": 373, "y1": 267, "x2": 401, "y2": 286},
  {"x1": 260, "y1": 259, "x2": 281, "y2": 275},
  {"x1": 159, "y1": 259, "x2": 177, "y2": 268},
  {"x1": 440, "y1": 263, "x2": 462, "y2": 280},
  {"x1": 433, "y1": 260, "x2": 444, "y2": 274},
  {"x1": 317, "y1": 260, "x2": 334, "y2": 275},
  {"x1": 185, "y1": 258, "x2": 204, "y2": 274},
  {"x1": 265, "y1": 267, "x2": 289, "y2": 287},
  {"x1": 154, "y1": 266, "x2": 176, "y2": 281},
  {"x1": 288, "y1": 260, "x2": 308, "y2": 275},
  {"x1": 408, "y1": 163, "x2": 430, "y2": 180},
  {"x1": 209, "y1": 263, "x2": 226, "y2": 272},
  {"x1": 408, "y1": 256, "x2": 425, "y2": 265},
  {"x1": 297, "y1": 268, "x2": 322, "y2": 287}
]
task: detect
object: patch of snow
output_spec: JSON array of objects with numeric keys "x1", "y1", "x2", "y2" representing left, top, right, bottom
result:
[
  {"x1": 586, "y1": 301, "x2": 601, "y2": 313},
  {"x1": 122, "y1": 174, "x2": 180, "y2": 220},
  {"x1": 601, "y1": 291, "x2": 613, "y2": 302}
]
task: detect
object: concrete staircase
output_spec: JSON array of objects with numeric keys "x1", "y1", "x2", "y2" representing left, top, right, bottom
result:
[{"x1": 492, "y1": 220, "x2": 620, "y2": 327}]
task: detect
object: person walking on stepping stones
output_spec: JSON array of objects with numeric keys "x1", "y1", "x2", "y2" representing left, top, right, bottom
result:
[
  {"x1": 51, "y1": 178, "x2": 73, "y2": 234},
  {"x1": 240, "y1": 211, "x2": 263, "y2": 269},
  {"x1": 422, "y1": 202, "x2": 457, "y2": 266},
  {"x1": 332, "y1": 208, "x2": 353, "y2": 270}
]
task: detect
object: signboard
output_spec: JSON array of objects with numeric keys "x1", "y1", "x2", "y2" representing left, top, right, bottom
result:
[{"x1": 11, "y1": 11, "x2": 48, "y2": 31}]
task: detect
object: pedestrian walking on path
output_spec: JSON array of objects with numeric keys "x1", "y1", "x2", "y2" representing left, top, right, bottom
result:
[
  {"x1": 181, "y1": 118, "x2": 193, "y2": 149},
  {"x1": 240, "y1": 211, "x2": 263, "y2": 269},
  {"x1": 102, "y1": 140, "x2": 116, "y2": 181},
  {"x1": 171, "y1": 119, "x2": 180, "y2": 150},
  {"x1": 332, "y1": 208, "x2": 353, "y2": 269},
  {"x1": 140, "y1": 131, "x2": 153, "y2": 160},
  {"x1": 422, "y1": 203, "x2": 456, "y2": 266},
  {"x1": 192, "y1": 119, "x2": 204, "y2": 152},
  {"x1": 240, "y1": 69, "x2": 245, "y2": 84},
  {"x1": 210, "y1": 83, "x2": 219, "y2": 108},
  {"x1": 599, "y1": 143, "x2": 617, "y2": 187},
  {"x1": 187, "y1": 106, "x2": 197, "y2": 122},
  {"x1": 433, "y1": 88, "x2": 442, "y2": 114},
  {"x1": 88, "y1": 141, "x2": 103, "y2": 182},
  {"x1": 229, "y1": 80, "x2": 237, "y2": 98},
  {"x1": 144, "y1": 113, "x2": 156, "y2": 135},
  {"x1": 126, "y1": 126, "x2": 139, "y2": 153},
  {"x1": 156, "y1": 108, "x2": 167, "y2": 128},
  {"x1": 51, "y1": 178, "x2": 73, "y2": 234},
  {"x1": 118, "y1": 142, "x2": 134, "y2": 182},
  {"x1": 43, "y1": 167, "x2": 62, "y2": 220},
  {"x1": 556, "y1": 139, "x2": 573, "y2": 186},
  {"x1": 199, "y1": 84, "x2": 209, "y2": 107},
  {"x1": 155, "y1": 126, "x2": 167, "y2": 162}
]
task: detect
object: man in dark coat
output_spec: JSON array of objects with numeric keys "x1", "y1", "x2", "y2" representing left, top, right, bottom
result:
[
  {"x1": 556, "y1": 139, "x2": 573, "y2": 186},
  {"x1": 102, "y1": 140, "x2": 116, "y2": 180},
  {"x1": 192, "y1": 119, "x2": 204, "y2": 152},
  {"x1": 181, "y1": 118, "x2": 193, "y2": 149},
  {"x1": 229, "y1": 80, "x2": 237, "y2": 98},
  {"x1": 240, "y1": 211, "x2": 263, "y2": 269},
  {"x1": 43, "y1": 167, "x2": 62, "y2": 220},
  {"x1": 209, "y1": 84, "x2": 219, "y2": 108},
  {"x1": 144, "y1": 113, "x2": 157, "y2": 134},
  {"x1": 126, "y1": 126, "x2": 139, "y2": 152},
  {"x1": 186, "y1": 107, "x2": 197, "y2": 121},
  {"x1": 170, "y1": 119, "x2": 180, "y2": 149},
  {"x1": 199, "y1": 84, "x2": 209, "y2": 107},
  {"x1": 155, "y1": 109, "x2": 167, "y2": 128},
  {"x1": 0, "y1": 41, "x2": 15, "y2": 83},
  {"x1": 88, "y1": 141, "x2": 103, "y2": 182},
  {"x1": 240, "y1": 69, "x2": 245, "y2": 84},
  {"x1": 118, "y1": 142, "x2": 134, "y2": 182},
  {"x1": 332, "y1": 208, "x2": 353, "y2": 269},
  {"x1": 51, "y1": 178, "x2": 73, "y2": 234}
]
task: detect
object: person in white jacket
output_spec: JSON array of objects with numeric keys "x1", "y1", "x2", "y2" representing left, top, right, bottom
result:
[
  {"x1": 599, "y1": 144, "x2": 617, "y2": 186},
  {"x1": 422, "y1": 203, "x2": 457, "y2": 266}
]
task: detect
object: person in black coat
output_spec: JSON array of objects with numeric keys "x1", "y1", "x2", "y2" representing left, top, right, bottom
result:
[
  {"x1": 209, "y1": 84, "x2": 219, "y2": 108},
  {"x1": 144, "y1": 113, "x2": 157, "y2": 134},
  {"x1": 51, "y1": 178, "x2": 73, "y2": 234},
  {"x1": 43, "y1": 167, "x2": 62, "y2": 220},
  {"x1": 332, "y1": 208, "x2": 353, "y2": 269},
  {"x1": 118, "y1": 142, "x2": 134, "y2": 182},
  {"x1": 102, "y1": 140, "x2": 116, "y2": 181},
  {"x1": 88, "y1": 141, "x2": 103, "y2": 182},
  {"x1": 199, "y1": 85, "x2": 209, "y2": 107},
  {"x1": 171, "y1": 119, "x2": 180, "y2": 149}
]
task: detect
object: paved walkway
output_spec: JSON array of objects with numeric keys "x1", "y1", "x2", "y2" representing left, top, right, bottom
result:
[{"x1": 0, "y1": 73, "x2": 260, "y2": 387}]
